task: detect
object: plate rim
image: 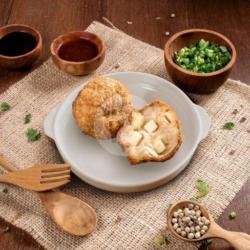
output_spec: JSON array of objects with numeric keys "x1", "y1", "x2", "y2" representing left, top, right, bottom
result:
[{"x1": 52, "y1": 72, "x2": 203, "y2": 192}]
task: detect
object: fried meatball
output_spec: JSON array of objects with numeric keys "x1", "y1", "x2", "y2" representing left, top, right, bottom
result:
[{"x1": 72, "y1": 76, "x2": 133, "y2": 139}]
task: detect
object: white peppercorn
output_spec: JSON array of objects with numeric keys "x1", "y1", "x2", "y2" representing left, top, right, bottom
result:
[
  {"x1": 200, "y1": 229, "x2": 205, "y2": 235},
  {"x1": 179, "y1": 212, "x2": 184, "y2": 218},
  {"x1": 195, "y1": 225, "x2": 201, "y2": 232},
  {"x1": 185, "y1": 227, "x2": 191, "y2": 233},
  {"x1": 195, "y1": 232, "x2": 201, "y2": 238},
  {"x1": 190, "y1": 226, "x2": 195, "y2": 233},
  {"x1": 196, "y1": 210, "x2": 201, "y2": 217},
  {"x1": 176, "y1": 228, "x2": 182, "y2": 234},
  {"x1": 198, "y1": 221, "x2": 204, "y2": 226},
  {"x1": 177, "y1": 209, "x2": 182, "y2": 213},
  {"x1": 188, "y1": 203, "x2": 194, "y2": 209},
  {"x1": 173, "y1": 223, "x2": 178, "y2": 229},
  {"x1": 172, "y1": 218, "x2": 178, "y2": 224},
  {"x1": 181, "y1": 231, "x2": 187, "y2": 237},
  {"x1": 173, "y1": 212, "x2": 178, "y2": 218},
  {"x1": 188, "y1": 221, "x2": 194, "y2": 226},
  {"x1": 205, "y1": 219, "x2": 210, "y2": 225},
  {"x1": 202, "y1": 225, "x2": 208, "y2": 231},
  {"x1": 194, "y1": 205, "x2": 200, "y2": 211},
  {"x1": 201, "y1": 216, "x2": 206, "y2": 222},
  {"x1": 188, "y1": 233, "x2": 194, "y2": 239}
]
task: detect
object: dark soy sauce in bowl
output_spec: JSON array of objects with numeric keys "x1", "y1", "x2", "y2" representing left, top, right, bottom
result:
[
  {"x1": 0, "y1": 31, "x2": 37, "y2": 57},
  {"x1": 58, "y1": 38, "x2": 99, "y2": 62}
]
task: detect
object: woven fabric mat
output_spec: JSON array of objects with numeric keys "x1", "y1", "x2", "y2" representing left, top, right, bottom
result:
[{"x1": 0, "y1": 21, "x2": 250, "y2": 250}]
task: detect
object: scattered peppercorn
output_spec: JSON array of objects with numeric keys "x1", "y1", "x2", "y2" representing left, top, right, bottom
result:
[
  {"x1": 229, "y1": 150, "x2": 236, "y2": 155},
  {"x1": 115, "y1": 215, "x2": 122, "y2": 224},
  {"x1": 3, "y1": 226, "x2": 10, "y2": 233},
  {"x1": 2, "y1": 188, "x2": 8, "y2": 194},
  {"x1": 232, "y1": 109, "x2": 238, "y2": 115},
  {"x1": 114, "y1": 63, "x2": 120, "y2": 69},
  {"x1": 239, "y1": 117, "x2": 246, "y2": 123}
]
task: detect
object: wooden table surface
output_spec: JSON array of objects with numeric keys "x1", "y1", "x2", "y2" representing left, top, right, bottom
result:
[{"x1": 0, "y1": 1, "x2": 249, "y2": 249}]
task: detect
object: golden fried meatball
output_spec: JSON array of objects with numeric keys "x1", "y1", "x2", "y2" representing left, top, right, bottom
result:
[{"x1": 72, "y1": 76, "x2": 133, "y2": 139}]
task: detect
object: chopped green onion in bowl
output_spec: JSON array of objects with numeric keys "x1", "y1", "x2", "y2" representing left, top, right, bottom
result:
[{"x1": 174, "y1": 39, "x2": 232, "y2": 73}]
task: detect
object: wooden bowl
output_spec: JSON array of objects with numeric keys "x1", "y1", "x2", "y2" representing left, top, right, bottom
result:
[
  {"x1": 50, "y1": 31, "x2": 105, "y2": 76},
  {"x1": 0, "y1": 24, "x2": 42, "y2": 69},
  {"x1": 164, "y1": 29, "x2": 236, "y2": 94}
]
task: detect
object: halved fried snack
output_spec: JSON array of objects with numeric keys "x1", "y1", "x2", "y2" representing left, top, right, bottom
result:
[
  {"x1": 72, "y1": 76, "x2": 133, "y2": 139},
  {"x1": 117, "y1": 100, "x2": 182, "y2": 164}
]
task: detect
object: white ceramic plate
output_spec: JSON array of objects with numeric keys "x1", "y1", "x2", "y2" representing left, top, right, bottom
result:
[{"x1": 44, "y1": 72, "x2": 210, "y2": 193}]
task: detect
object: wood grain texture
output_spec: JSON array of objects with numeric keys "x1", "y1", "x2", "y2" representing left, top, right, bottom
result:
[{"x1": 0, "y1": 1, "x2": 249, "y2": 249}]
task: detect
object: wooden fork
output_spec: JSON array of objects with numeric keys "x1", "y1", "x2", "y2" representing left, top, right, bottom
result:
[{"x1": 0, "y1": 158, "x2": 71, "y2": 191}]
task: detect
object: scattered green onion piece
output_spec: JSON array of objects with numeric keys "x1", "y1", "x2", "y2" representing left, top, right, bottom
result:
[
  {"x1": 153, "y1": 234, "x2": 167, "y2": 246},
  {"x1": 24, "y1": 113, "x2": 32, "y2": 124},
  {"x1": 229, "y1": 211, "x2": 237, "y2": 219},
  {"x1": 26, "y1": 128, "x2": 42, "y2": 142},
  {"x1": 1, "y1": 102, "x2": 11, "y2": 111},
  {"x1": 223, "y1": 122, "x2": 235, "y2": 130}
]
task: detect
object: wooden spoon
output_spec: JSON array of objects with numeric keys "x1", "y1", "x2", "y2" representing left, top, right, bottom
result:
[
  {"x1": 167, "y1": 200, "x2": 250, "y2": 250},
  {"x1": 0, "y1": 155, "x2": 97, "y2": 236}
]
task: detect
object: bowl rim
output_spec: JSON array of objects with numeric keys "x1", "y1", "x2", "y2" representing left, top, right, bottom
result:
[
  {"x1": 164, "y1": 28, "x2": 237, "y2": 77},
  {"x1": 0, "y1": 24, "x2": 42, "y2": 59},
  {"x1": 50, "y1": 30, "x2": 105, "y2": 65}
]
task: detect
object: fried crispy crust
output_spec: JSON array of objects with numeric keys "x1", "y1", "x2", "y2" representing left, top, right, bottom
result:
[
  {"x1": 72, "y1": 76, "x2": 133, "y2": 139},
  {"x1": 117, "y1": 100, "x2": 182, "y2": 164}
]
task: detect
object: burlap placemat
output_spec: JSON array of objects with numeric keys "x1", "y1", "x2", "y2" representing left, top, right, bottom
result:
[{"x1": 0, "y1": 21, "x2": 249, "y2": 250}]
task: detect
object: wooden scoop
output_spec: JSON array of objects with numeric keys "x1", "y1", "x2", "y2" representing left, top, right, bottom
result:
[
  {"x1": 167, "y1": 200, "x2": 250, "y2": 250},
  {"x1": 0, "y1": 155, "x2": 97, "y2": 236}
]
